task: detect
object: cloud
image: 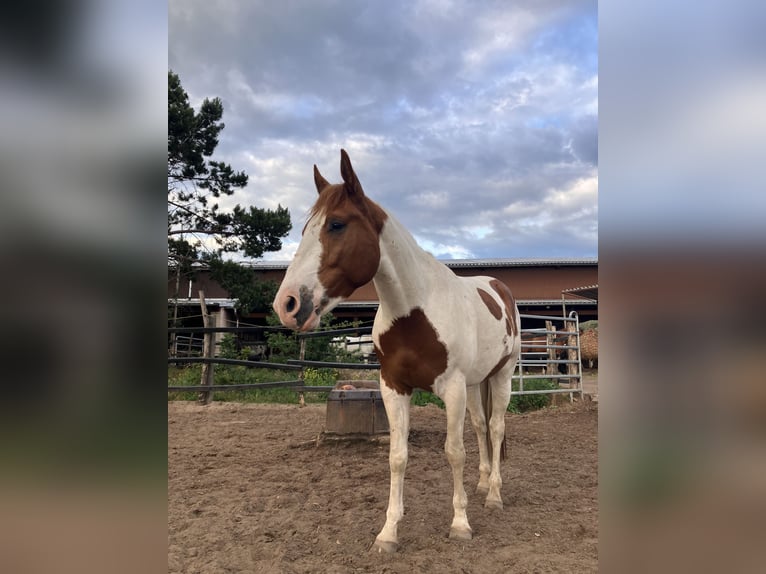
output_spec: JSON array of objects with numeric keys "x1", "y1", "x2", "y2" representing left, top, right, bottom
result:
[{"x1": 169, "y1": 0, "x2": 597, "y2": 260}]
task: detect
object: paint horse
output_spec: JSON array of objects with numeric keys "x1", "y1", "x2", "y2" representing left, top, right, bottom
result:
[{"x1": 273, "y1": 150, "x2": 521, "y2": 553}]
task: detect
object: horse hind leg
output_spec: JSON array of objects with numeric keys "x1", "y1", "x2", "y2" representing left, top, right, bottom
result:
[
  {"x1": 484, "y1": 368, "x2": 515, "y2": 510},
  {"x1": 466, "y1": 382, "x2": 491, "y2": 496}
]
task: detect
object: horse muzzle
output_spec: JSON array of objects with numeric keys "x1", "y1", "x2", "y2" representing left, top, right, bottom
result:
[{"x1": 273, "y1": 284, "x2": 321, "y2": 331}]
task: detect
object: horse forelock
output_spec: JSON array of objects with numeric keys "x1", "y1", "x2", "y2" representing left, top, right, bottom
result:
[
  {"x1": 297, "y1": 183, "x2": 388, "y2": 299},
  {"x1": 306, "y1": 183, "x2": 387, "y2": 234},
  {"x1": 308, "y1": 184, "x2": 345, "y2": 223}
]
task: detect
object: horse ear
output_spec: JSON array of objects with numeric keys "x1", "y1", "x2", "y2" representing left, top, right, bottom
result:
[
  {"x1": 314, "y1": 165, "x2": 330, "y2": 194},
  {"x1": 340, "y1": 149, "x2": 364, "y2": 197}
]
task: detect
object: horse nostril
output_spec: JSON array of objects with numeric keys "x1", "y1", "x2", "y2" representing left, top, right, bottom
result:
[{"x1": 285, "y1": 296, "x2": 297, "y2": 313}]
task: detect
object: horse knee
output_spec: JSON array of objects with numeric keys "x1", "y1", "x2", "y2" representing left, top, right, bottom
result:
[
  {"x1": 389, "y1": 449, "x2": 408, "y2": 473},
  {"x1": 444, "y1": 439, "x2": 465, "y2": 465},
  {"x1": 489, "y1": 416, "x2": 505, "y2": 437}
]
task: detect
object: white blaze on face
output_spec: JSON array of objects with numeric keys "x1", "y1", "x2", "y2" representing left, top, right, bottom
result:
[
  {"x1": 273, "y1": 214, "x2": 333, "y2": 331},
  {"x1": 274, "y1": 150, "x2": 386, "y2": 331}
]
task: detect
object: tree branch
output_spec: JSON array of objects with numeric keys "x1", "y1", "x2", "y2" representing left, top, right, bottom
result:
[
  {"x1": 167, "y1": 200, "x2": 222, "y2": 231},
  {"x1": 168, "y1": 228, "x2": 235, "y2": 237}
]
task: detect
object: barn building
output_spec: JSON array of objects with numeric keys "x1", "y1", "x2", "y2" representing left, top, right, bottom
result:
[{"x1": 168, "y1": 258, "x2": 598, "y2": 351}]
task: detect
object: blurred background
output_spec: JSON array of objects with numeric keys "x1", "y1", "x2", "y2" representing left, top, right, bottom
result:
[
  {"x1": 0, "y1": 1, "x2": 166, "y2": 572},
  {"x1": 600, "y1": 1, "x2": 766, "y2": 572}
]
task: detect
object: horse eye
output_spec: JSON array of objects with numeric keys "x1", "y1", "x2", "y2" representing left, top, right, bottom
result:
[{"x1": 328, "y1": 220, "x2": 346, "y2": 233}]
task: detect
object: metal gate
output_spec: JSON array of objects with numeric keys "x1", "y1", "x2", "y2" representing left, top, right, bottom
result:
[{"x1": 512, "y1": 311, "x2": 583, "y2": 399}]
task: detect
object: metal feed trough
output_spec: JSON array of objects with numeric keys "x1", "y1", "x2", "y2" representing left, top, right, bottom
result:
[{"x1": 325, "y1": 380, "x2": 389, "y2": 436}]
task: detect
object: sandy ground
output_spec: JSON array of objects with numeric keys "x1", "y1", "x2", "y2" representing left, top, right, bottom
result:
[
  {"x1": 581, "y1": 369, "x2": 598, "y2": 400},
  {"x1": 168, "y1": 399, "x2": 597, "y2": 573}
]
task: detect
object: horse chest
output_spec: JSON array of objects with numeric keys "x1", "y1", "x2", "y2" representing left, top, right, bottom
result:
[{"x1": 373, "y1": 307, "x2": 448, "y2": 395}]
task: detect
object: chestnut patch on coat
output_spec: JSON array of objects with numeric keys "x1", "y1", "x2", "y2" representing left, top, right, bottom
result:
[
  {"x1": 314, "y1": 185, "x2": 387, "y2": 298},
  {"x1": 309, "y1": 151, "x2": 388, "y2": 300},
  {"x1": 477, "y1": 288, "x2": 502, "y2": 320},
  {"x1": 376, "y1": 307, "x2": 448, "y2": 396},
  {"x1": 490, "y1": 279, "x2": 517, "y2": 336},
  {"x1": 485, "y1": 353, "x2": 513, "y2": 381}
]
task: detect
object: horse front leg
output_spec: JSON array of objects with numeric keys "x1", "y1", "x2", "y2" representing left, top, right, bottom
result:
[{"x1": 372, "y1": 380, "x2": 411, "y2": 554}]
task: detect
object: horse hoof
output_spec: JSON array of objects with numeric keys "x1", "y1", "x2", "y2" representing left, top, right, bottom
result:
[
  {"x1": 484, "y1": 498, "x2": 503, "y2": 510},
  {"x1": 475, "y1": 485, "x2": 489, "y2": 497},
  {"x1": 449, "y1": 527, "x2": 473, "y2": 541},
  {"x1": 372, "y1": 539, "x2": 399, "y2": 554}
]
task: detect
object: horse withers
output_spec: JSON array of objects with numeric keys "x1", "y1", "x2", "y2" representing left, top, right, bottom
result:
[{"x1": 273, "y1": 149, "x2": 521, "y2": 553}]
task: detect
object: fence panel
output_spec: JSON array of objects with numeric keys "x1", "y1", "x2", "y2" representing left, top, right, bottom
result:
[
  {"x1": 173, "y1": 335, "x2": 204, "y2": 357},
  {"x1": 168, "y1": 314, "x2": 584, "y2": 401},
  {"x1": 514, "y1": 311, "x2": 583, "y2": 399}
]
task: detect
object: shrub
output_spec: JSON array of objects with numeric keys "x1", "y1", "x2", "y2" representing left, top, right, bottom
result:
[
  {"x1": 218, "y1": 334, "x2": 250, "y2": 360},
  {"x1": 167, "y1": 365, "x2": 304, "y2": 403},
  {"x1": 264, "y1": 312, "x2": 364, "y2": 364},
  {"x1": 407, "y1": 378, "x2": 560, "y2": 413},
  {"x1": 410, "y1": 391, "x2": 445, "y2": 408},
  {"x1": 303, "y1": 367, "x2": 337, "y2": 387},
  {"x1": 510, "y1": 378, "x2": 559, "y2": 412},
  {"x1": 168, "y1": 362, "x2": 562, "y2": 412}
]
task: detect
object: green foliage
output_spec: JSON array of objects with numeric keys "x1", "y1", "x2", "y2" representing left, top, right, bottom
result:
[
  {"x1": 168, "y1": 315, "x2": 369, "y2": 404},
  {"x1": 167, "y1": 365, "x2": 314, "y2": 404},
  {"x1": 168, "y1": 237, "x2": 199, "y2": 278},
  {"x1": 264, "y1": 312, "x2": 364, "y2": 364},
  {"x1": 171, "y1": 322, "x2": 562, "y2": 413},
  {"x1": 409, "y1": 379, "x2": 560, "y2": 412},
  {"x1": 510, "y1": 379, "x2": 559, "y2": 412},
  {"x1": 218, "y1": 334, "x2": 250, "y2": 360},
  {"x1": 168, "y1": 365, "x2": 563, "y2": 411},
  {"x1": 303, "y1": 367, "x2": 338, "y2": 386},
  {"x1": 218, "y1": 334, "x2": 238, "y2": 359},
  {"x1": 263, "y1": 312, "x2": 300, "y2": 363},
  {"x1": 206, "y1": 257, "x2": 279, "y2": 313},
  {"x1": 168, "y1": 70, "x2": 291, "y2": 291},
  {"x1": 410, "y1": 391, "x2": 445, "y2": 408}
]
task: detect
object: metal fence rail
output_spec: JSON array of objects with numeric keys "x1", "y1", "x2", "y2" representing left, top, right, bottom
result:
[
  {"x1": 168, "y1": 312, "x2": 584, "y2": 401},
  {"x1": 168, "y1": 356, "x2": 302, "y2": 370}
]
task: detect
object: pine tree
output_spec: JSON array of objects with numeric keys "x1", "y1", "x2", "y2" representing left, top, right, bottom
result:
[{"x1": 168, "y1": 70, "x2": 291, "y2": 315}]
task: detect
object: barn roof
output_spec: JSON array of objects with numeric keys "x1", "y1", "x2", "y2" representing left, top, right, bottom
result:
[
  {"x1": 442, "y1": 258, "x2": 598, "y2": 268},
  {"x1": 238, "y1": 257, "x2": 598, "y2": 271},
  {"x1": 167, "y1": 297, "x2": 596, "y2": 309},
  {"x1": 561, "y1": 284, "x2": 599, "y2": 302}
]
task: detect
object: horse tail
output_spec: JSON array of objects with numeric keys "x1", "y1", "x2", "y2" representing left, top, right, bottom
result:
[{"x1": 481, "y1": 379, "x2": 506, "y2": 462}]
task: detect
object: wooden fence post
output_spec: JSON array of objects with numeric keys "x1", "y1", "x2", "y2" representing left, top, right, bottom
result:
[
  {"x1": 198, "y1": 291, "x2": 215, "y2": 405},
  {"x1": 298, "y1": 337, "x2": 306, "y2": 407},
  {"x1": 545, "y1": 320, "x2": 556, "y2": 375},
  {"x1": 169, "y1": 265, "x2": 181, "y2": 357},
  {"x1": 566, "y1": 320, "x2": 579, "y2": 387}
]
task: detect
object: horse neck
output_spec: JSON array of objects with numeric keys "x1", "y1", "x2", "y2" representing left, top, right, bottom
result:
[{"x1": 373, "y1": 212, "x2": 447, "y2": 318}]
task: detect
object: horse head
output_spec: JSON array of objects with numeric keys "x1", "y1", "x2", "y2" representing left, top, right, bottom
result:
[{"x1": 273, "y1": 149, "x2": 387, "y2": 331}]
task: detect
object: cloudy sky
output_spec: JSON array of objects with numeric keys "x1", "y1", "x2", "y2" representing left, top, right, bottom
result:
[{"x1": 169, "y1": 0, "x2": 597, "y2": 261}]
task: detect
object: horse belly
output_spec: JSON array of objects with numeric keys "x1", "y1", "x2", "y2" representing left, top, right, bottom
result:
[{"x1": 440, "y1": 307, "x2": 516, "y2": 387}]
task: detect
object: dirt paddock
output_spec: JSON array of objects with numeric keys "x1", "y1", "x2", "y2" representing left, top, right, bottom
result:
[{"x1": 168, "y1": 400, "x2": 597, "y2": 573}]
